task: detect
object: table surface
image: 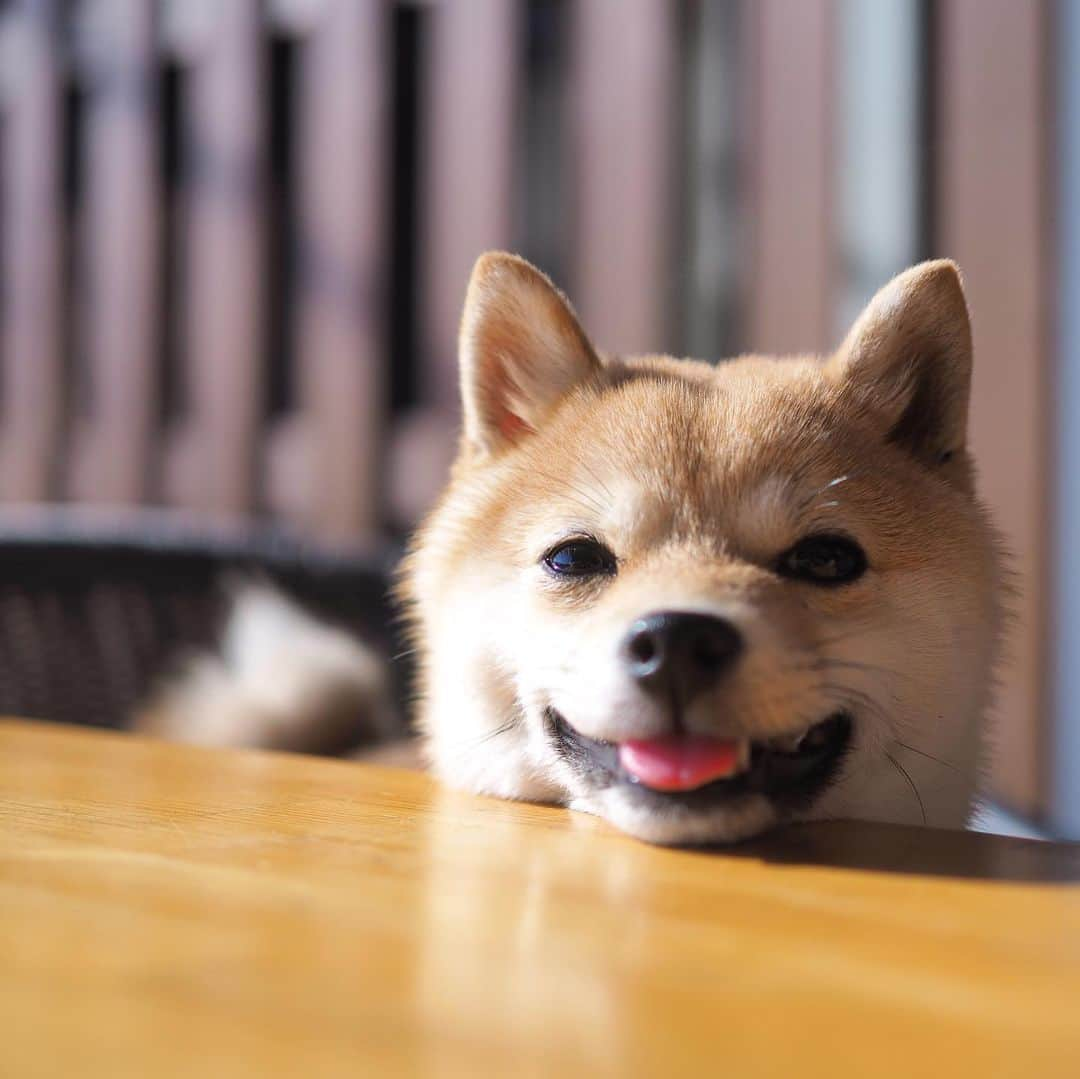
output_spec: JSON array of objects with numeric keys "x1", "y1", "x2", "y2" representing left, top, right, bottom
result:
[{"x1": 3, "y1": 720, "x2": 1080, "y2": 1078}]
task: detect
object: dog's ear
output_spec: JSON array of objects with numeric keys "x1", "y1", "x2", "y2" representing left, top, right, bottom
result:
[
  {"x1": 458, "y1": 252, "x2": 600, "y2": 456},
  {"x1": 829, "y1": 260, "x2": 972, "y2": 467}
]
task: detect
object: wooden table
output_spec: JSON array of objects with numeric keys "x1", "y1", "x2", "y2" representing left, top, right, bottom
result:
[{"x1": 2, "y1": 720, "x2": 1079, "y2": 1078}]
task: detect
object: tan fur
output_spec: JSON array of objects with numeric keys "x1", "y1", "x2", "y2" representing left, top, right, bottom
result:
[{"x1": 400, "y1": 253, "x2": 1006, "y2": 845}]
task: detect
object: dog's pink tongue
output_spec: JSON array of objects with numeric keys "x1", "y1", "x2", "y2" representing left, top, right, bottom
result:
[{"x1": 618, "y1": 736, "x2": 741, "y2": 792}]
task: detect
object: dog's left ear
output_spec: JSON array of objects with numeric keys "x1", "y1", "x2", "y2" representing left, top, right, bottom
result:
[
  {"x1": 829, "y1": 260, "x2": 972, "y2": 467},
  {"x1": 458, "y1": 252, "x2": 601, "y2": 457}
]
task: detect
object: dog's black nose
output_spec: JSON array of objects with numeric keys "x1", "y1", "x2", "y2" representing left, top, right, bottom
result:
[{"x1": 621, "y1": 611, "x2": 743, "y2": 703}]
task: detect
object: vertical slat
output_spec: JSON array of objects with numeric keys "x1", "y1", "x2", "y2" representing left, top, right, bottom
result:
[
  {"x1": 291, "y1": 0, "x2": 387, "y2": 544},
  {"x1": 744, "y1": 0, "x2": 833, "y2": 355},
  {"x1": 390, "y1": 0, "x2": 517, "y2": 527},
  {"x1": 937, "y1": 0, "x2": 1052, "y2": 816},
  {"x1": 421, "y1": 0, "x2": 517, "y2": 409},
  {"x1": 1054, "y1": 0, "x2": 1080, "y2": 839},
  {"x1": 835, "y1": 0, "x2": 924, "y2": 336},
  {"x1": 516, "y1": 1, "x2": 569, "y2": 283},
  {"x1": 0, "y1": 0, "x2": 63, "y2": 501},
  {"x1": 70, "y1": 0, "x2": 158, "y2": 503},
  {"x1": 681, "y1": 0, "x2": 742, "y2": 361},
  {"x1": 171, "y1": 1, "x2": 263, "y2": 518},
  {"x1": 571, "y1": 0, "x2": 675, "y2": 355}
]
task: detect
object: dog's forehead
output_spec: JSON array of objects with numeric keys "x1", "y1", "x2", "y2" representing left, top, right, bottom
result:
[
  {"x1": 527, "y1": 362, "x2": 859, "y2": 549},
  {"x1": 588, "y1": 365, "x2": 844, "y2": 490}
]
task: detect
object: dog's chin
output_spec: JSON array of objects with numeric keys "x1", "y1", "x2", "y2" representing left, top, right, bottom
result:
[
  {"x1": 571, "y1": 787, "x2": 780, "y2": 845},
  {"x1": 544, "y1": 707, "x2": 854, "y2": 846}
]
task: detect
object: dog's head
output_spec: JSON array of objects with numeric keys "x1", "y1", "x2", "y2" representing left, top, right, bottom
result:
[{"x1": 406, "y1": 253, "x2": 1003, "y2": 844}]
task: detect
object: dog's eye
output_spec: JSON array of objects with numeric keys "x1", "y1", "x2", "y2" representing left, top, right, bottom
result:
[
  {"x1": 778, "y1": 534, "x2": 867, "y2": 585},
  {"x1": 543, "y1": 538, "x2": 616, "y2": 578}
]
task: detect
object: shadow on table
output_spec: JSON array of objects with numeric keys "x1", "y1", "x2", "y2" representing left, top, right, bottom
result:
[{"x1": 726, "y1": 820, "x2": 1080, "y2": 884}]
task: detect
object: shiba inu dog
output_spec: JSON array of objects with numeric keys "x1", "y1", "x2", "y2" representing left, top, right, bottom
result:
[
  {"x1": 145, "y1": 251, "x2": 1004, "y2": 847},
  {"x1": 400, "y1": 252, "x2": 1005, "y2": 845}
]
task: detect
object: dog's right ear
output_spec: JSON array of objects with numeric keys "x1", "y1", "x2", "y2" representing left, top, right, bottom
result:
[{"x1": 458, "y1": 252, "x2": 601, "y2": 456}]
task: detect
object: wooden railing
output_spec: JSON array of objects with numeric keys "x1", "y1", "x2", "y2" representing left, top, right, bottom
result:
[{"x1": 0, "y1": 0, "x2": 1058, "y2": 821}]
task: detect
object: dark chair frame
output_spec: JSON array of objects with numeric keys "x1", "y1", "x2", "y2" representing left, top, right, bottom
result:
[{"x1": 0, "y1": 509, "x2": 407, "y2": 740}]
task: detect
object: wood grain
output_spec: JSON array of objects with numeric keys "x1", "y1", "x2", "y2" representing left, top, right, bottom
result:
[{"x1": 2, "y1": 719, "x2": 1078, "y2": 1078}]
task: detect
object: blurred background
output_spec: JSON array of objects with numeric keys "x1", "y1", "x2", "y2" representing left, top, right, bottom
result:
[{"x1": 0, "y1": 0, "x2": 1075, "y2": 837}]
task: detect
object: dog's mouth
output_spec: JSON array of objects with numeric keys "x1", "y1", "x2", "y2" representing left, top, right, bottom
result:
[{"x1": 546, "y1": 708, "x2": 853, "y2": 812}]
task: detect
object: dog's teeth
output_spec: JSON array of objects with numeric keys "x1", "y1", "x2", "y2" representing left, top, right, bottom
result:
[{"x1": 735, "y1": 739, "x2": 751, "y2": 770}]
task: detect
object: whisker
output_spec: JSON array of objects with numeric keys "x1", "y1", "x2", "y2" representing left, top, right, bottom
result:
[
  {"x1": 575, "y1": 458, "x2": 616, "y2": 503},
  {"x1": 454, "y1": 716, "x2": 520, "y2": 751},
  {"x1": 886, "y1": 750, "x2": 927, "y2": 826},
  {"x1": 816, "y1": 683, "x2": 895, "y2": 730},
  {"x1": 797, "y1": 470, "x2": 866, "y2": 511},
  {"x1": 522, "y1": 467, "x2": 610, "y2": 519},
  {"x1": 811, "y1": 624, "x2": 880, "y2": 650},
  {"x1": 811, "y1": 658, "x2": 920, "y2": 686},
  {"x1": 829, "y1": 684, "x2": 875, "y2": 705},
  {"x1": 894, "y1": 740, "x2": 958, "y2": 772}
]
